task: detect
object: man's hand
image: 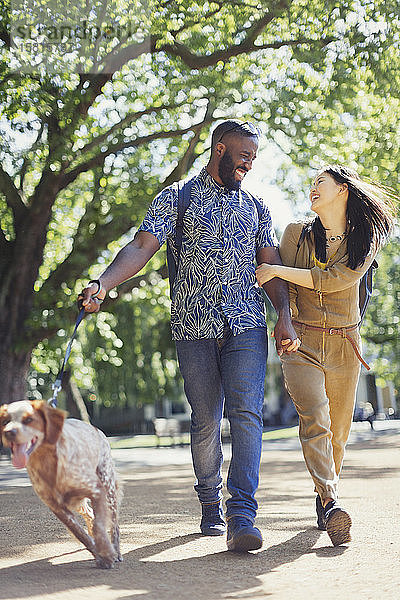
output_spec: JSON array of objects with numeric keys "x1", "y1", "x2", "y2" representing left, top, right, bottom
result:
[
  {"x1": 77, "y1": 281, "x2": 106, "y2": 314},
  {"x1": 273, "y1": 314, "x2": 301, "y2": 357}
]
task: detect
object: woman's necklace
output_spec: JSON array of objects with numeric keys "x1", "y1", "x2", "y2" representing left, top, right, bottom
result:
[{"x1": 326, "y1": 231, "x2": 346, "y2": 247}]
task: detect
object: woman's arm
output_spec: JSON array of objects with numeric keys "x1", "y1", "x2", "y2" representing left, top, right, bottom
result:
[
  {"x1": 256, "y1": 250, "x2": 378, "y2": 292},
  {"x1": 256, "y1": 263, "x2": 314, "y2": 289}
]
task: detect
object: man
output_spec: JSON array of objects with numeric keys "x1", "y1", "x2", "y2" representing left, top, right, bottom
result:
[{"x1": 79, "y1": 120, "x2": 299, "y2": 552}]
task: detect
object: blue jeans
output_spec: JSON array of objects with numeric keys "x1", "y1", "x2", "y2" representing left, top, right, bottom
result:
[{"x1": 175, "y1": 326, "x2": 267, "y2": 521}]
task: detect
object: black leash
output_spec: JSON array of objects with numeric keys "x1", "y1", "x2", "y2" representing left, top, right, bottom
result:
[{"x1": 49, "y1": 307, "x2": 86, "y2": 408}]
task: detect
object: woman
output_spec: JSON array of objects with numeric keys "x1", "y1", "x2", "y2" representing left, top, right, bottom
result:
[{"x1": 256, "y1": 165, "x2": 395, "y2": 546}]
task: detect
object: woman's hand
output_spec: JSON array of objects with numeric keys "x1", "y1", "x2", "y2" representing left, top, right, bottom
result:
[
  {"x1": 257, "y1": 262, "x2": 314, "y2": 289},
  {"x1": 256, "y1": 263, "x2": 277, "y2": 286}
]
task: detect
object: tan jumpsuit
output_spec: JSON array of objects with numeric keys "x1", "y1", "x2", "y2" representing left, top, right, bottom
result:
[{"x1": 279, "y1": 223, "x2": 377, "y2": 500}]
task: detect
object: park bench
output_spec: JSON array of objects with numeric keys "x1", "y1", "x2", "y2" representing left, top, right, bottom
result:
[
  {"x1": 153, "y1": 417, "x2": 182, "y2": 447},
  {"x1": 152, "y1": 416, "x2": 231, "y2": 447}
]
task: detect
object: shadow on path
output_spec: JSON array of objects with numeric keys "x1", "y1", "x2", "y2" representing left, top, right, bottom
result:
[
  {"x1": 1, "y1": 433, "x2": 398, "y2": 600},
  {"x1": 0, "y1": 527, "x2": 337, "y2": 600}
]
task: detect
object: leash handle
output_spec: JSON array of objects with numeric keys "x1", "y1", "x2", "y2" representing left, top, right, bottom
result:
[{"x1": 49, "y1": 307, "x2": 86, "y2": 407}]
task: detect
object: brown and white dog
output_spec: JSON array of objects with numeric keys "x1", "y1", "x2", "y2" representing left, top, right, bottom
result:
[{"x1": 0, "y1": 400, "x2": 122, "y2": 569}]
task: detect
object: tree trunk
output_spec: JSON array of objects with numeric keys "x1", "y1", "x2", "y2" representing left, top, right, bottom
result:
[
  {"x1": 63, "y1": 370, "x2": 91, "y2": 423},
  {"x1": 0, "y1": 179, "x2": 60, "y2": 405},
  {"x1": 0, "y1": 253, "x2": 36, "y2": 404},
  {"x1": 0, "y1": 342, "x2": 31, "y2": 404}
]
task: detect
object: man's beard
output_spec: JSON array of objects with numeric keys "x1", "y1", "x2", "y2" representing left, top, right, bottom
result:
[{"x1": 218, "y1": 149, "x2": 241, "y2": 190}]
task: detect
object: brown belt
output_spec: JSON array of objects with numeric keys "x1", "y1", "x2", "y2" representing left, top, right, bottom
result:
[{"x1": 292, "y1": 321, "x2": 370, "y2": 371}]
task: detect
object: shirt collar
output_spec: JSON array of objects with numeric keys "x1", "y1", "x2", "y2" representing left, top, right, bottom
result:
[{"x1": 197, "y1": 167, "x2": 237, "y2": 196}]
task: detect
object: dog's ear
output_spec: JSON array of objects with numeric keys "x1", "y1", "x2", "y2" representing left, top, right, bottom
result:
[
  {"x1": 31, "y1": 401, "x2": 67, "y2": 445},
  {"x1": 0, "y1": 405, "x2": 8, "y2": 436}
]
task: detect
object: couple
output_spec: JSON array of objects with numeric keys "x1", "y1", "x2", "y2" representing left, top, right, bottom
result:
[{"x1": 80, "y1": 120, "x2": 394, "y2": 552}]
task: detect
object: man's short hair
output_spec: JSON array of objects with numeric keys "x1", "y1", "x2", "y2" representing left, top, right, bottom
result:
[{"x1": 211, "y1": 120, "x2": 260, "y2": 149}]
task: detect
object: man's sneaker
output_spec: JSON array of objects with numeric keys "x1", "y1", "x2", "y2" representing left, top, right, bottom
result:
[
  {"x1": 200, "y1": 502, "x2": 226, "y2": 536},
  {"x1": 324, "y1": 500, "x2": 352, "y2": 546},
  {"x1": 316, "y1": 495, "x2": 326, "y2": 531},
  {"x1": 226, "y1": 516, "x2": 263, "y2": 552}
]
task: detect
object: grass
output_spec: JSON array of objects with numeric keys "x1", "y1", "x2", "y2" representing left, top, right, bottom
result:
[
  {"x1": 262, "y1": 426, "x2": 299, "y2": 441},
  {"x1": 109, "y1": 425, "x2": 299, "y2": 450}
]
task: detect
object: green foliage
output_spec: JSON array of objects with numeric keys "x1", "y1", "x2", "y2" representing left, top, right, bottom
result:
[
  {"x1": 363, "y1": 237, "x2": 400, "y2": 391},
  {"x1": 1, "y1": 0, "x2": 399, "y2": 405},
  {"x1": 82, "y1": 280, "x2": 178, "y2": 408}
]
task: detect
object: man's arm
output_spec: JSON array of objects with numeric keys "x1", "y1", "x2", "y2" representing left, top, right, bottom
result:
[
  {"x1": 79, "y1": 231, "x2": 160, "y2": 313},
  {"x1": 256, "y1": 246, "x2": 300, "y2": 356}
]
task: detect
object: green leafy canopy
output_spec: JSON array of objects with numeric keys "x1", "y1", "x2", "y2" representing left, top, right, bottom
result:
[{"x1": 0, "y1": 0, "x2": 399, "y2": 406}]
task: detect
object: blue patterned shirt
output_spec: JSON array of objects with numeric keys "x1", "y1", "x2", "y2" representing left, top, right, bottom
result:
[{"x1": 138, "y1": 168, "x2": 278, "y2": 340}]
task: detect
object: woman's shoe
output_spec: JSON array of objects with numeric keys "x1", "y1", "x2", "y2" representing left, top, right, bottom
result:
[
  {"x1": 324, "y1": 500, "x2": 352, "y2": 546},
  {"x1": 316, "y1": 495, "x2": 326, "y2": 531}
]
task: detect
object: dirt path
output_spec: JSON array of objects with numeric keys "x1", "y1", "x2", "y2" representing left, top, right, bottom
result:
[{"x1": 1, "y1": 429, "x2": 399, "y2": 600}]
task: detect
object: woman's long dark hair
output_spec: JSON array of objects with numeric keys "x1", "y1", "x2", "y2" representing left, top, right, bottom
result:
[{"x1": 303, "y1": 165, "x2": 396, "y2": 269}]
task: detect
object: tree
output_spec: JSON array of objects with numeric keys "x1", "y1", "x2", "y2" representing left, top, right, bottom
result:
[
  {"x1": 0, "y1": 0, "x2": 399, "y2": 403},
  {"x1": 362, "y1": 240, "x2": 400, "y2": 396}
]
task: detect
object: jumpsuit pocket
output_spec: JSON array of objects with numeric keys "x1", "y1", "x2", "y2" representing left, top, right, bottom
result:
[{"x1": 293, "y1": 322, "x2": 304, "y2": 345}]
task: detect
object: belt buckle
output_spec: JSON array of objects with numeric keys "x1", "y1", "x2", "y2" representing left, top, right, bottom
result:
[{"x1": 329, "y1": 328, "x2": 336, "y2": 335}]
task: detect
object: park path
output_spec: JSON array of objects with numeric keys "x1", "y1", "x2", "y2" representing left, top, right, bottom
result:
[{"x1": 0, "y1": 422, "x2": 399, "y2": 600}]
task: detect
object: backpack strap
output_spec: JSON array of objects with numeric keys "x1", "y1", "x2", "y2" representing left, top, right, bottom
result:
[
  {"x1": 175, "y1": 178, "x2": 193, "y2": 264},
  {"x1": 294, "y1": 225, "x2": 307, "y2": 265},
  {"x1": 359, "y1": 259, "x2": 378, "y2": 325},
  {"x1": 245, "y1": 190, "x2": 263, "y2": 223},
  {"x1": 166, "y1": 178, "x2": 194, "y2": 294}
]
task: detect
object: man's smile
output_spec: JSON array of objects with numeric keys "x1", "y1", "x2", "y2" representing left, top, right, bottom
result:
[{"x1": 235, "y1": 167, "x2": 248, "y2": 181}]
